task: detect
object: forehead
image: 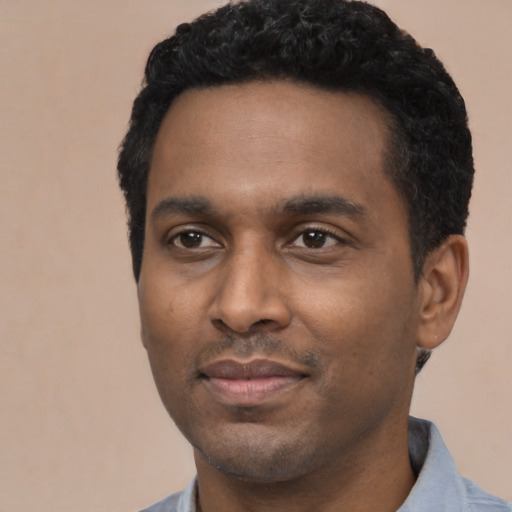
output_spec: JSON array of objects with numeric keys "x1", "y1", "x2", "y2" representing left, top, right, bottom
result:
[{"x1": 148, "y1": 81, "x2": 404, "y2": 222}]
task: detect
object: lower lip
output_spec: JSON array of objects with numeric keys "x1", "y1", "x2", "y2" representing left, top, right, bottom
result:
[{"x1": 204, "y1": 376, "x2": 303, "y2": 406}]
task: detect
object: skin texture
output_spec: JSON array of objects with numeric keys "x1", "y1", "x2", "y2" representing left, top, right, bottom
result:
[{"x1": 138, "y1": 81, "x2": 469, "y2": 512}]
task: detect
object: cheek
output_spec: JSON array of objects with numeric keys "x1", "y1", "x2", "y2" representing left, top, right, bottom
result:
[
  {"x1": 294, "y1": 265, "x2": 417, "y2": 365},
  {"x1": 299, "y1": 278, "x2": 417, "y2": 425},
  {"x1": 138, "y1": 285, "x2": 194, "y2": 411},
  {"x1": 138, "y1": 283, "x2": 185, "y2": 381},
  {"x1": 139, "y1": 269, "x2": 203, "y2": 339},
  {"x1": 137, "y1": 273, "x2": 217, "y2": 399}
]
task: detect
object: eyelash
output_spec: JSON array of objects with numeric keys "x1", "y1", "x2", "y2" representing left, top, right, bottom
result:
[
  {"x1": 167, "y1": 226, "x2": 348, "y2": 251},
  {"x1": 290, "y1": 227, "x2": 349, "y2": 249},
  {"x1": 168, "y1": 228, "x2": 219, "y2": 249}
]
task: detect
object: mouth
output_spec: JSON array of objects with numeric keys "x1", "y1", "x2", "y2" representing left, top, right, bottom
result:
[{"x1": 198, "y1": 358, "x2": 308, "y2": 406}]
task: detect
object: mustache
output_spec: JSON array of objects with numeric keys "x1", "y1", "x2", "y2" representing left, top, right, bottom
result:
[{"x1": 191, "y1": 332, "x2": 322, "y2": 374}]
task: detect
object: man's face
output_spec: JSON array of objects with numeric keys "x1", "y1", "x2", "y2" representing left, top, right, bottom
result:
[{"x1": 138, "y1": 81, "x2": 422, "y2": 482}]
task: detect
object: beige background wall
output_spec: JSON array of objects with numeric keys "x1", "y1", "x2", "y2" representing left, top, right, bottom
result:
[{"x1": 1, "y1": 0, "x2": 510, "y2": 510}]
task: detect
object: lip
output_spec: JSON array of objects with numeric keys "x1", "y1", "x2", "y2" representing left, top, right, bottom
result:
[{"x1": 199, "y1": 358, "x2": 308, "y2": 406}]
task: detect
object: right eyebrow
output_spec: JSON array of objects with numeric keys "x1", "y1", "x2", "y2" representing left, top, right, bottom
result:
[
  {"x1": 281, "y1": 194, "x2": 366, "y2": 219},
  {"x1": 151, "y1": 196, "x2": 215, "y2": 220}
]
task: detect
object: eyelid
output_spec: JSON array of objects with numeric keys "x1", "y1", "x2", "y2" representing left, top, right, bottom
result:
[
  {"x1": 163, "y1": 223, "x2": 352, "y2": 250},
  {"x1": 166, "y1": 224, "x2": 222, "y2": 247},
  {"x1": 288, "y1": 225, "x2": 351, "y2": 247}
]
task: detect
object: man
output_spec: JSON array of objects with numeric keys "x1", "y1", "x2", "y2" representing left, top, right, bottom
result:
[{"x1": 117, "y1": 1, "x2": 511, "y2": 511}]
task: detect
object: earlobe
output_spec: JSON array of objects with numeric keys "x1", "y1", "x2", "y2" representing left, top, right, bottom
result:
[
  {"x1": 416, "y1": 235, "x2": 469, "y2": 350},
  {"x1": 137, "y1": 283, "x2": 149, "y2": 350},
  {"x1": 140, "y1": 324, "x2": 148, "y2": 349}
]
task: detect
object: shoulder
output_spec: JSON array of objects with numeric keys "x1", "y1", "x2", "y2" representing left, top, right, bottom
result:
[
  {"x1": 461, "y1": 478, "x2": 511, "y2": 512},
  {"x1": 139, "y1": 478, "x2": 197, "y2": 512},
  {"x1": 140, "y1": 491, "x2": 182, "y2": 512},
  {"x1": 402, "y1": 417, "x2": 511, "y2": 512}
]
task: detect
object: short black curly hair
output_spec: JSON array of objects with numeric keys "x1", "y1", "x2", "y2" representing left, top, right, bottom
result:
[{"x1": 118, "y1": 0, "x2": 474, "y2": 284}]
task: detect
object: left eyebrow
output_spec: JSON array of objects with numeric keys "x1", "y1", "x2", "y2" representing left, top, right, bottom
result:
[
  {"x1": 281, "y1": 195, "x2": 366, "y2": 218},
  {"x1": 151, "y1": 196, "x2": 215, "y2": 220}
]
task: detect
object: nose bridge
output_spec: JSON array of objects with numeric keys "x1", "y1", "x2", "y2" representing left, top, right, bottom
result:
[{"x1": 211, "y1": 236, "x2": 290, "y2": 333}]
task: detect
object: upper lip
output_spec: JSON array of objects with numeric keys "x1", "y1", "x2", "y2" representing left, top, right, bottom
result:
[{"x1": 199, "y1": 358, "x2": 308, "y2": 380}]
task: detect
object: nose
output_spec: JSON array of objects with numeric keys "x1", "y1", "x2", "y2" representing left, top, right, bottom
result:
[{"x1": 209, "y1": 243, "x2": 292, "y2": 334}]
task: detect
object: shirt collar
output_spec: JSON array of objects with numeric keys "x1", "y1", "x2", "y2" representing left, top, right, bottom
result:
[
  {"x1": 176, "y1": 478, "x2": 197, "y2": 512},
  {"x1": 398, "y1": 416, "x2": 465, "y2": 512}
]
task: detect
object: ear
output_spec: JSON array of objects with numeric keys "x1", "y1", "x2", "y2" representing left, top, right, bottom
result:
[
  {"x1": 140, "y1": 323, "x2": 148, "y2": 349},
  {"x1": 137, "y1": 284, "x2": 149, "y2": 350},
  {"x1": 416, "y1": 235, "x2": 469, "y2": 350}
]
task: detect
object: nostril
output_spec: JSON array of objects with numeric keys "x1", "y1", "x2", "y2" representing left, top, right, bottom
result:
[
  {"x1": 211, "y1": 317, "x2": 277, "y2": 335},
  {"x1": 254, "y1": 319, "x2": 272, "y2": 326},
  {"x1": 212, "y1": 318, "x2": 230, "y2": 332}
]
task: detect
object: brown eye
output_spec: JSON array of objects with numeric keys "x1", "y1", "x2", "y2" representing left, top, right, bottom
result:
[
  {"x1": 302, "y1": 231, "x2": 328, "y2": 248},
  {"x1": 292, "y1": 229, "x2": 342, "y2": 249},
  {"x1": 171, "y1": 231, "x2": 219, "y2": 249}
]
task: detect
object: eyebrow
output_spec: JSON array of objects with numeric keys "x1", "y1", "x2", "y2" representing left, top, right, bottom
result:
[
  {"x1": 281, "y1": 195, "x2": 366, "y2": 218},
  {"x1": 151, "y1": 194, "x2": 366, "y2": 221},
  {"x1": 151, "y1": 196, "x2": 215, "y2": 219}
]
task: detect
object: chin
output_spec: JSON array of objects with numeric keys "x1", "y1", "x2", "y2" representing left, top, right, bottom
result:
[
  {"x1": 193, "y1": 425, "x2": 323, "y2": 483},
  {"x1": 202, "y1": 451, "x2": 315, "y2": 483}
]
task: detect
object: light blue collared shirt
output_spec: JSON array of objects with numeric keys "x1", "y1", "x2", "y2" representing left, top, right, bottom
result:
[{"x1": 141, "y1": 418, "x2": 511, "y2": 512}]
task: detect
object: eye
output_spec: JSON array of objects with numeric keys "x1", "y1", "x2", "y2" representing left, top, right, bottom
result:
[
  {"x1": 291, "y1": 229, "x2": 344, "y2": 249},
  {"x1": 170, "y1": 231, "x2": 220, "y2": 249}
]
